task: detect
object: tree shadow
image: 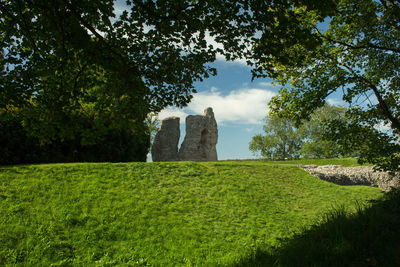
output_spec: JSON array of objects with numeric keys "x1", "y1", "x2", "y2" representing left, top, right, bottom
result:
[{"x1": 234, "y1": 189, "x2": 400, "y2": 267}]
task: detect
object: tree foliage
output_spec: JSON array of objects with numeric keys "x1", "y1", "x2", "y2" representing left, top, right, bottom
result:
[
  {"x1": 249, "y1": 104, "x2": 355, "y2": 160},
  {"x1": 0, "y1": 110, "x2": 149, "y2": 165},
  {"x1": 299, "y1": 104, "x2": 357, "y2": 159},
  {"x1": 0, "y1": 0, "x2": 339, "y2": 163},
  {"x1": 0, "y1": 0, "x2": 274, "y2": 114},
  {"x1": 145, "y1": 112, "x2": 160, "y2": 148},
  {"x1": 253, "y1": 0, "x2": 400, "y2": 172},
  {"x1": 249, "y1": 115, "x2": 302, "y2": 160},
  {"x1": 8, "y1": 0, "x2": 394, "y2": 165},
  {"x1": 0, "y1": 0, "x2": 338, "y2": 115}
]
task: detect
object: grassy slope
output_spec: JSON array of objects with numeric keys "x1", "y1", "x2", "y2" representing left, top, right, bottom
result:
[{"x1": 0, "y1": 160, "x2": 383, "y2": 265}]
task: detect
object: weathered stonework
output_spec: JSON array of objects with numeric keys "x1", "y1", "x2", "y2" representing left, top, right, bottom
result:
[
  {"x1": 151, "y1": 107, "x2": 218, "y2": 162},
  {"x1": 300, "y1": 165, "x2": 400, "y2": 191},
  {"x1": 178, "y1": 107, "x2": 218, "y2": 162},
  {"x1": 151, "y1": 117, "x2": 180, "y2": 162}
]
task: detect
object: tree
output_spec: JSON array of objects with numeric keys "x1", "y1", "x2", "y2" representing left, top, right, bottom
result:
[
  {"x1": 1, "y1": 0, "x2": 339, "y2": 162},
  {"x1": 0, "y1": 0, "x2": 338, "y2": 130},
  {"x1": 1, "y1": 0, "x2": 211, "y2": 145},
  {"x1": 253, "y1": 0, "x2": 400, "y2": 172},
  {"x1": 249, "y1": 115, "x2": 302, "y2": 159},
  {"x1": 250, "y1": 104, "x2": 356, "y2": 160},
  {"x1": 299, "y1": 104, "x2": 357, "y2": 159},
  {"x1": 145, "y1": 112, "x2": 160, "y2": 148},
  {"x1": 0, "y1": 103, "x2": 150, "y2": 165}
]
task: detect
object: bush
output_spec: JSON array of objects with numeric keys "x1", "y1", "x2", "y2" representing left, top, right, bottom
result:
[{"x1": 0, "y1": 114, "x2": 149, "y2": 165}]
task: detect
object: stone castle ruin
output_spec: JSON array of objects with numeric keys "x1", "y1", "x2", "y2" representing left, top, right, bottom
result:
[
  {"x1": 152, "y1": 107, "x2": 218, "y2": 162},
  {"x1": 151, "y1": 117, "x2": 181, "y2": 162}
]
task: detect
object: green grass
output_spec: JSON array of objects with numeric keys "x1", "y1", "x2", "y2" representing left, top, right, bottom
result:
[
  {"x1": 236, "y1": 189, "x2": 400, "y2": 266},
  {"x1": 0, "y1": 160, "x2": 386, "y2": 265}
]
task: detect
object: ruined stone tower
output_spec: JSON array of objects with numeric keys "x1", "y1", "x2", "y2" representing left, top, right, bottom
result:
[
  {"x1": 151, "y1": 116, "x2": 180, "y2": 162},
  {"x1": 151, "y1": 107, "x2": 218, "y2": 162},
  {"x1": 178, "y1": 107, "x2": 218, "y2": 161}
]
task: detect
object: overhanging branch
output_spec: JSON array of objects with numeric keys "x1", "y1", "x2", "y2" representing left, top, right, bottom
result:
[
  {"x1": 62, "y1": 0, "x2": 141, "y2": 77},
  {"x1": 341, "y1": 63, "x2": 400, "y2": 132},
  {"x1": 323, "y1": 35, "x2": 400, "y2": 54}
]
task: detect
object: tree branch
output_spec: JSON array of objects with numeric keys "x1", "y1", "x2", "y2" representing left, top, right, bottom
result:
[
  {"x1": 72, "y1": 61, "x2": 88, "y2": 94},
  {"x1": 314, "y1": 19, "x2": 400, "y2": 54},
  {"x1": 341, "y1": 63, "x2": 400, "y2": 132},
  {"x1": 130, "y1": 0, "x2": 199, "y2": 22},
  {"x1": 323, "y1": 34, "x2": 400, "y2": 54},
  {"x1": 62, "y1": 0, "x2": 141, "y2": 77},
  {"x1": 379, "y1": 0, "x2": 400, "y2": 31},
  {"x1": 0, "y1": 1, "x2": 39, "y2": 54}
]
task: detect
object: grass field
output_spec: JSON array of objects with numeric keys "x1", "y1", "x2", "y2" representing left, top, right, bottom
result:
[{"x1": 0, "y1": 159, "x2": 398, "y2": 266}]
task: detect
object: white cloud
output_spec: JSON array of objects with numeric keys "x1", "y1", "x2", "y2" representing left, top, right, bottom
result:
[
  {"x1": 159, "y1": 87, "x2": 276, "y2": 125},
  {"x1": 204, "y1": 32, "x2": 223, "y2": 51},
  {"x1": 258, "y1": 82, "x2": 275, "y2": 88},
  {"x1": 205, "y1": 32, "x2": 251, "y2": 66},
  {"x1": 158, "y1": 108, "x2": 189, "y2": 122},
  {"x1": 210, "y1": 86, "x2": 219, "y2": 93},
  {"x1": 375, "y1": 121, "x2": 392, "y2": 133},
  {"x1": 327, "y1": 98, "x2": 345, "y2": 106},
  {"x1": 114, "y1": 6, "x2": 126, "y2": 17},
  {"x1": 114, "y1": 0, "x2": 130, "y2": 17},
  {"x1": 245, "y1": 127, "x2": 255, "y2": 133}
]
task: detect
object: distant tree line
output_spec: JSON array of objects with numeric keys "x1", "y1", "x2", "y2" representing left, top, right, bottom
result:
[{"x1": 249, "y1": 105, "x2": 359, "y2": 160}]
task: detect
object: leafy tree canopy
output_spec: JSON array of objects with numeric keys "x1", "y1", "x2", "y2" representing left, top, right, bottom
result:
[
  {"x1": 249, "y1": 115, "x2": 302, "y2": 160},
  {"x1": 253, "y1": 0, "x2": 400, "y2": 172},
  {"x1": 249, "y1": 104, "x2": 355, "y2": 160},
  {"x1": 145, "y1": 111, "x2": 159, "y2": 147},
  {"x1": 299, "y1": 104, "x2": 358, "y2": 159},
  {"x1": 0, "y1": 0, "x2": 337, "y2": 145}
]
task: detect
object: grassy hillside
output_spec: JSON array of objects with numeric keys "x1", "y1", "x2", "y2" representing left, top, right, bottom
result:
[{"x1": 0, "y1": 160, "x2": 386, "y2": 265}]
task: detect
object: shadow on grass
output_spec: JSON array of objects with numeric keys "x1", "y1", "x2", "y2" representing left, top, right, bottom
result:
[{"x1": 235, "y1": 189, "x2": 400, "y2": 267}]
